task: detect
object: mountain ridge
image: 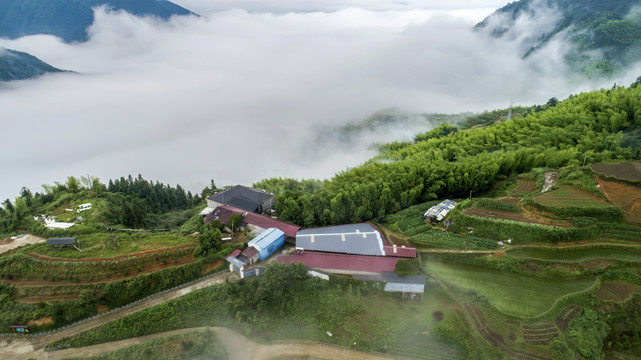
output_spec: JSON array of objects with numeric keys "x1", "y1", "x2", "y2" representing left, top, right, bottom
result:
[
  {"x1": 0, "y1": 0, "x2": 195, "y2": 43},
  {"x1": 0, "y1": 47, "x2": 66, "y2": 81}
]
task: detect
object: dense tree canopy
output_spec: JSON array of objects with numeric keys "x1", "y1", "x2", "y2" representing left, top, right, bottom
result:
[{"x1": 274, "y1": 84, "x2": 641, "y2": 227}]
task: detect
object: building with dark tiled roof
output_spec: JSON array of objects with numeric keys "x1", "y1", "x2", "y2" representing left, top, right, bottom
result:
[{"x1": 206, "y1": 185, "x2": 274, "y2": 213}]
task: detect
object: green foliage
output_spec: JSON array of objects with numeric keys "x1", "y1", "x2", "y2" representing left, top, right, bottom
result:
[
  {"x1": 49, "y1": 263, "x2": 368, "y2": 349},
  {"x1": 394, "y1": 258, "x2": 420, "y2": 276},
  {"x1": 274, "y1": 85, "x2": 641, "y2": 229},
  {"x1": 194, "y1": 225, "x2": 222, "y2": 257},
  {"x1": 414, "y1": 123, "x2": 458, "y2": 142},
  {"x1": 252, "y1": 177, "x2": 323, "y2": 197},
  {"x1": 567, "y1": 309, "x2": 610, "y2": 360},
  {"x1": 604, "y1": 294, "x2": 641, "y2": 356}
]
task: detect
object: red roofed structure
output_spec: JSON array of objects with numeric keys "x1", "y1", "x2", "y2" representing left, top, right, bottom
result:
[
  {"x1": 383, "y1": 244, "x2": 417, "y2": 258},
  {"x1": 205, "y1": 205, "x2": 300, "y2": 238},
  {"x1": 277, "y1": 251, "x2": 402, "y2": 275},
  {"x1": 226, "y1": 249, "x2": 241, "y2": 259}
]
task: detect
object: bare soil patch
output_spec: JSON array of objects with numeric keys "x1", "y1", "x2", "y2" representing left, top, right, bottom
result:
[
  {"x1": 597, "y1": 177, "x2": 641, "y2": 225},
  {"x1": 96, "y1": 305, "x2": 109, "y2": 313},
  {"x1": 0, "y1": 235, "x2": 46, "y2": 255},
  {"x1": 432, "y1": 311, "x2": 444, "y2": 322},
  {"x1": 27, "y1": 316, "x2": 54, "y2": 327},
  {"x1": 499, "y1": 197, "x2": 521, "y2": 204}
]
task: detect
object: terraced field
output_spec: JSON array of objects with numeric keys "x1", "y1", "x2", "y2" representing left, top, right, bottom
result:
[
  {"x1": 592, "y1": 162, "x2": 641, "y2": 181},
  {"x1": 597, "y1": 178, "x2": 641, "y2": 224},
  {"x1": 509, "y1": 179, "x2": 539, "y2": 196},
  {"x1": 534, "y1": 185, "x2": 611, "y2": 208},
  {"x1": 507, "y1": 246, "x2": 641, "y2": 262},
  {"x1": 596, "y1": 282, "x2": 641, "y2": 302},
  {"x1": 425, "y1": 261, "x2": 594, "y2": 317}
]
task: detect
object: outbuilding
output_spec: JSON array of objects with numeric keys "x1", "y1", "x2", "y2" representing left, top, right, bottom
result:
[{"x1": 248, "y1": 228, "x2": 285, "y2": 261}]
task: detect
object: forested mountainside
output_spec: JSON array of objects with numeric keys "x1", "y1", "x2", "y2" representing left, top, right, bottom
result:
[
  {"x1": 0, "y1": 0, "x2": 194, "y2": 43},
  {"x1": 477, "y1": 0, "x2": 641, "y2": 77},
  {"x1": 0, "y1": 47, "x2": 64, "y2": 81},
  {"x1": 272, "y1": 82, "x2": 641, "y2": 227}
]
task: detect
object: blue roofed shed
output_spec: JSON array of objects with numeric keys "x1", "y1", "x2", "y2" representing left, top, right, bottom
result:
[{"x1": 248, "y1": 228, "x2": 285, "y2": 261}]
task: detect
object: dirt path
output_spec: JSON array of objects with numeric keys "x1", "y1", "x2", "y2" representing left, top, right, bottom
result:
[
  {"x1": 26, "y1": 243, "x2": 197, "y2": 262},
  {"x1": 0, "y1": 234, "x2": 46, "y2": 254},
  {"x1": 9, "y1": 327, "x2": 397, "y2": 360}
]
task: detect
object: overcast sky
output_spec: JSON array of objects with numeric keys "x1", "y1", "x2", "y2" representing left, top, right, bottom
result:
[{"x1": 1, "y1": 0, "x2": 639, "y2": 202}]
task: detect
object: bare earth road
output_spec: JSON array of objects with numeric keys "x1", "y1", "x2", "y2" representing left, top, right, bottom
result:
[{"x1": 0, "y1": 271, "x2": 399, "y2": 360}]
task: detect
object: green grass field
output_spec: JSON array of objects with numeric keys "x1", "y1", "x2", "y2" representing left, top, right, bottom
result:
[
  {"x1": 507, "y1": 246, "x2": 641, "y2": 262},
  {"x1": 425, "y1": 260, "x2": 595, "y2": 317},
  {"x1": 25, "y1": 233, "x2": 195, "y2": 259}
]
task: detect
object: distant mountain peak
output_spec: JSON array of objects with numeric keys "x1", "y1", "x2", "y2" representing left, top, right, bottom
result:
[
  {"x1": 0, "y1": 0, "x2": 196, "y2": 43},
  {"x1": 0, "y1": 47, "x2": 66, "y2": 81}
]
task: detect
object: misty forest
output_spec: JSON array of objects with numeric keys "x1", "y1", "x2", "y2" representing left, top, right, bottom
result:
[{"x1": 4, "y1": 0, "x2": 641, "y2": 360}]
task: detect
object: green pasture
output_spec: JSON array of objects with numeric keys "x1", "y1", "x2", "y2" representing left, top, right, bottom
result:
[
  {"x1": 424, "y1": 260, "x2": 595, "y2": 317},
  {"x1": 507, "y1": 246, "x2": 641, "y2": 262},
  {"x1": 24, "y1": 233, "x2": 195, "y2": 259}
]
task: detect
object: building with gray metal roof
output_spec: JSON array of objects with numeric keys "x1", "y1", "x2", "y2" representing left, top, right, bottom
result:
[{"x1": 296, "y1": 223, "x2": 385, "y2": 256}]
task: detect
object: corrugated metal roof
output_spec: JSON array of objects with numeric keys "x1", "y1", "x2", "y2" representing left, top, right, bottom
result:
[
  {"x1": 205, "y1": 205, "x2": 300, "y2": 238},
  {"x1": 226, "y1": 256, "x2": 246, "y2": 268},
  {"x1": 207, "y1": 185, "x2": 273, "y2": 204},
  {"x1": 46, "y1": 238, "x2": 76, "y2": 246},
  {"x1": 248, "y1": 228, "x2": 284, "y2": 251},
  {"x1": 277, "y1": 251, "x2": 401, "y2": 273},
  {"x1": 227, "y1": 196, "x2": 261, "y2": 212},
  {"x1": 296, "y1": 223, "x2": 385, "y2": 256},
  {"x1": 384, "y1": 282, "x2": 425, "y2": 293},
  {"x1": 424, "y1": 200, "x2": 457, "y2": 221}
]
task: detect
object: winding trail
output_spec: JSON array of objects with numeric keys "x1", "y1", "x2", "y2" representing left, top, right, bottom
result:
[{"x1": 5, "y1": 327, "x2": 398, "y2": 360}]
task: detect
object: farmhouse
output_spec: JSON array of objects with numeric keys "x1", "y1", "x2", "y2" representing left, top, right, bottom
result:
[
  {"x1": 277, "y1": 223, "x2": 417, "y2": 276},
  {"x1": 205, "y1": 185, "x2": 274, "y2": 213},
  {"x1": 295, "y1": 223, "x2": 416, "y2": 258},
  {"x1": 424, "y1": 199, "x2": 457, "y2": 221},
  {"x1": 205, "y1": 205, "x2": 300, "y2": 238},
  {"x1": 225, "y1": 227, "x2": 285, "y2": 277}
]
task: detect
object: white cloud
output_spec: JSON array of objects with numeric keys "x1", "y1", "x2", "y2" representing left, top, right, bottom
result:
[{"x1": 0, "y1": 3, "x2": 638, "y2": 201}]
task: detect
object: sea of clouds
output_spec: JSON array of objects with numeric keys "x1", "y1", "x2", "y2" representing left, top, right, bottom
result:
[{"x1": 1, "y1": 0, "x2": 640, "y2": 200}]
